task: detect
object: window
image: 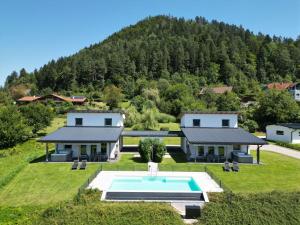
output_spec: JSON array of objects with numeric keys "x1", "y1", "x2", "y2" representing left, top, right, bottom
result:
[
  {"x1": 218, "y1": 146, "x2": 225, "y2": 156},
  {"x1": 193, "y1": 119, "x2": 200, "y2": 127},
  {"x1": 80, "y1": 145, "x2": 87, "y2": 155},
  {"x1": 208, "y1": 146, "x2": 214, "y2": 155},
  {"x1": 233, "y1": 145, "x2": 241, "y2": 151},
  {"x1": 222, "y1": 119, "x2": 230, "y2": 127},
  {"x1": 198, "y1": 146, "x2": 204, "y2": 156},
  {"x1": 101, "y1": 143, "x2": 107, "y2": 155},
  {"x1": 276, "y1": 130, "x2": 284, "y2": 135},
  {"x1": 105, "y1": 118, "x2": 112, "y2": 126},
  {"x1": 75, "y1": 118, "x2": 83, "y2": 126},
  {"x1": 299, "y1": 132, "x2": 300, "y2": 136},
  {"x1": 64, "y1": 145, "x2": 72, "y2": 150}
]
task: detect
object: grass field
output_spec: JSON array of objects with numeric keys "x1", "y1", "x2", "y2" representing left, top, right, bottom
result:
[{"x1": 0, "y1": 163, "x2": 99, "y2": 206}]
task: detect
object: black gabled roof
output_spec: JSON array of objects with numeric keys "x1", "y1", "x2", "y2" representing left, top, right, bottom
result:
[
  {"x1": 39, "y1": 126, "x2": 123, "y2": 143},
  {"x1": 276, "y1": 123, "x2": 300, "y2": 129},
  {"x1": 181, "y1": 127, "x2": 266, "y2": 145},
  {"x1": 121, "y1": 130, "x2": 183, "y2": 137},
  {"x1": 68, "y1": 109, "x2": 124, "y2": 114}
]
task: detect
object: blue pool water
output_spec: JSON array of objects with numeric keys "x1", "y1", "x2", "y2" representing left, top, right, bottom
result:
[{"x1": 109, "y1": 176, "x2": 202, "y2": 192}]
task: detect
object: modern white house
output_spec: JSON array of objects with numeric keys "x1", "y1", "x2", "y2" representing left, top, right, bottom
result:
[
  {"x1": 266, "y1": 123, "x2": 300, "y2": 144},
  {"x1": 288, "y1": 83, "x2": 300, "y2": 102},
  {"x1": 39, "y1": 110, "x2": 125, "y2": 162},
  {"x1": 180, "y1": 112, "x2": 266, "y2": 163}
]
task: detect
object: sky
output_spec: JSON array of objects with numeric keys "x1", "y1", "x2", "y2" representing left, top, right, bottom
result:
[{"x1": 0, "y1": 0, "x2": 300, "y2": 86}]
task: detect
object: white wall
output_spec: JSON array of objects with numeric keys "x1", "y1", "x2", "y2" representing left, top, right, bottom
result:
[
  {"x1": 55, "y1": 141, "x2": 120, "y2": 160},
  {"x1": 181, "y1": 113, "x2": 238, "y2": 128},
  {"x1": 67, "y1": 113, "x2": 124, "y2": 127},
  {"x1": 266, "y1": 125, "x2": 292, "y2": 143}
]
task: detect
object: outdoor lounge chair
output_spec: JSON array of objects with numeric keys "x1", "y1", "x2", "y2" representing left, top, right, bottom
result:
[
  {"x1": 223, "y1": 161, "x2": 230, "y2": 172},
  {"x1": 80, "y1": 160, "x2": 87, "y2": 170},
  {"x1": 232, "y1": 161, "x2": 239, "y2": 172},
  {"x1": 71, "y1": 160, "x2": 79, "y2": 170}
]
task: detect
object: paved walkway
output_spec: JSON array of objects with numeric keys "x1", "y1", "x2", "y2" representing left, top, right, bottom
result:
[{"x1": 249, "y1": 144, "x2": 300, "y2": 159}]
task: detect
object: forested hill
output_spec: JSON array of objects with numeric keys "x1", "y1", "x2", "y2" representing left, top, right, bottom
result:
[{"x1": 5, "y1": 15, "x2": 300, "y2": 97}]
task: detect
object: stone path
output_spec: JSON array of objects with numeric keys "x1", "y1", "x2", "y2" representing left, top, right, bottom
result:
[{"x1": 249, "y1": 144, "x2": 300, "y2": 159}]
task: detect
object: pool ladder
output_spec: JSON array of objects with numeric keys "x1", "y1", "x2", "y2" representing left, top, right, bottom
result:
[{"x1": 148, "y1": 162, "x2": 158, "y2": 176}]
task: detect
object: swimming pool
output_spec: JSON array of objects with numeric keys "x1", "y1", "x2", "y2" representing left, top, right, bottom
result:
[{"x1": 109, "y1": 176, "x2": 202, "y2": 192}]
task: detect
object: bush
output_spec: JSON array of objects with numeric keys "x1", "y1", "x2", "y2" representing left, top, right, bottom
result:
[
  {"x1": 138, "y1": 138, "x2": 152, "y2": 162},
  {"x1": 141, "y1": 109, "x2": 159, "y2": 130},
  {"x1": 138, "y1": 138, "x2": 166, "y2": 163},
  {"x1": 156, "y1": 113, "x2": 176, "y2": 123},
  {"x1": 19, "y1": 103, "x2": 54, "y2": 134},
  {"x1": 0, "y1": 106, "x2": 31, "y2": 148},
  {"x1": 240, "y1": 119, "x2": 259, "y2": 133},
  {"x1": 124, "y1": 106, "x2": 141, "y2": 127}
]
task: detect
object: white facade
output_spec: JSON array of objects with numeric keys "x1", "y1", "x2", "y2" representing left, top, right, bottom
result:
[
  {"x1": 67, "y1": 112, "x2": 124, "y2": 127},
  {"x1": 51, "y1": 111, "x2": 124, "y2": 162},
  {"x1": 266, "y1": 125, "x2": 300, "y2": 144},
  {"x1": 288, "y1": 83, "x2": 300, "y2": 102},
  {"x1": 180, "y1": 113, "x2": 254, "y2": 162},
  {"x1": 180, "y1": 113, "x2": 238, "y2": 128}
]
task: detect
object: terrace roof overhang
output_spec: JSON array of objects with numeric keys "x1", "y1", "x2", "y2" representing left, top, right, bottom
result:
[
  {"x1": 121, "y1": 130, "x2": 183, "y2": 138},
  {"x1": 181, "y1": 127, "x2": 267, "y2": 145},
  {"x1": 38, "y1": 126, "x2": 123, "y2": 143}
]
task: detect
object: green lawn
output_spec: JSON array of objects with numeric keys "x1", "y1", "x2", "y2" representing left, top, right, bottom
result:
[
  {"x1": 123, "y1": 122, "x2": 181, "y2": 145},
  {"x1": 0, "y1": 163, "x2": 100, "y2": 206},
  {"x1": 101, "y1": 151, "x2": 300, "y2": 193}
]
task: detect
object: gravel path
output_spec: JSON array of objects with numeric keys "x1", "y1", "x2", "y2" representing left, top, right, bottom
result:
[{"x1": 249, "y1": 144, "x2": 300, "y2": 159}]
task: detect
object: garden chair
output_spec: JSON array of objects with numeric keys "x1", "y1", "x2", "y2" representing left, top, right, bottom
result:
[
  {"x1": 80, "y1": 160, "x2": 87, "y2": 170},
  {"x1": 223, "y1": 161, "x2": 230, "y2": 172},
  {"x1": 232, "y1": 161, "x2": 239, "y2": 172},
  {"x1": 71, "y1": 160, "x2": 79, "y2": 170}
]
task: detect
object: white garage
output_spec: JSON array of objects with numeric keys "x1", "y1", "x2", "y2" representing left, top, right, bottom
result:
[{"x1": 266, "y1": 124, "x2": 300, "y2": 144}]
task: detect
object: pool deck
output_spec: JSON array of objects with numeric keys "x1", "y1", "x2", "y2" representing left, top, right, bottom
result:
[{"x1": 88, "y1": 171, "x2": 223, "y2": 195}]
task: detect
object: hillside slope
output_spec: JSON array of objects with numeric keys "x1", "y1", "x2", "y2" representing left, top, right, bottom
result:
[{"x1": 5, "y1": 15, "x2": 300, "y2": 96}]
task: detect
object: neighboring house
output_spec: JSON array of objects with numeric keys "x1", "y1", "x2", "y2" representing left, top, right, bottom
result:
[
  {"x1": 17, "y1": 94, "x2": 87, "y2": 105},
  {"x1": 39, "y1": 110, "x2": 125, "y2": 162},
  {"x1": 265, "y1": 82, "x2": 300, "y2": 102},
  {"x1": 199, "y1": 86, "x2": 233, "y2": 95},
  {"x1": 180, "y1": 112, "x2": 266, "y2": 163},
  {"x1": 266, "y1": 124, "x2": 300, "y2": 144}
]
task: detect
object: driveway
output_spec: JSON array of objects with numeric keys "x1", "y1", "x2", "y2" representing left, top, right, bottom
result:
[{"x1": 249, "y1": 144, "x2": 300, "y2": 160}]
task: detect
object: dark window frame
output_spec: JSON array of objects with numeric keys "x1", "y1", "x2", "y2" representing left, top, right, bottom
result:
[
  {"x1": 75, "y1": 118, "x2": 83, "y2": 126},
  {"x1": 105, "y1": 118, "x2": 112, "y2": 126},
  {"x1": 276, "y1": 130, "x2": 284, "y2": 135},
  {"x1": 193, "y1": 119, "x2": 201, "y2": 127},
  {"x1": 222, "y1": 119, "x2": 230, "y2": 127}
]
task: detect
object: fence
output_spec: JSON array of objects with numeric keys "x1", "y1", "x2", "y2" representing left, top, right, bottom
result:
[
  {"x1": 204, "y1": 166, "x2": 232, "y2": 193},
  {"x1": 77, "y1": 166, "x2": 102, "y2": 196}
]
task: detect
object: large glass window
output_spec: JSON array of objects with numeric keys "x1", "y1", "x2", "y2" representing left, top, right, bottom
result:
[
  {"x1": 222, "y1": 119, "x2": 230, "y2": 127},
  {"x1": 105, "y1": 118, "x2": 112, "y2": 126},
  {"x1": 75, "y1": 118, "x2": 83, "y2": 126},
  {"x1": 101, "y1": 143, "x2": 107, "y2": 155},
  {"x1": 80, "y1": 145, "x2": 87, "y2": 155},
  {"x1": 233, "y1": 145, "x2": 241, "y2": 151},
  {"x1": 276, "y1": 130, "x2": 284, "y2": 135},
  {"x1": 208, "y1": 146, "x2": 214, "y2": 155},
  {"x1": 193, "y1": 119, "x2": 200, "y2": 127},
  {"x1": 218, "y1": 146, "x2": 225, "y2": 156},
  {"x1": 64, "y1": 145, "x2": 72, "y2": 150},
  {"x1": 197, "y1": 146, "x2": 204, "y2": 156}
]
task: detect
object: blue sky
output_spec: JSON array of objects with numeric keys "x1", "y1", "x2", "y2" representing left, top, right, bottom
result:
[{"x1": 0, "y1": 0, "x2": 300, "y2": 86}]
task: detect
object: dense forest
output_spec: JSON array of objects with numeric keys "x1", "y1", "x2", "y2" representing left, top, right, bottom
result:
[{"x1": 4, "y1": 15, "x2": 300, "y2": 96}]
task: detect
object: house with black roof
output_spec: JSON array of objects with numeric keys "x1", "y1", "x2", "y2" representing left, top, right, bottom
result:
[
  {"x1": 39, "y1": 110, "x2": 266, "y2": 163},
  {"x1": 266, "y1": 123, "x2": 300, "y2": 144}
]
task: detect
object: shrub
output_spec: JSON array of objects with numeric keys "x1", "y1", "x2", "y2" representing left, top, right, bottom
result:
[
  {"x1": 156, "y1": 113, "x2": 176, "y2": 123},
  {"x1": 19, "y1": 103, "x2": 55, "y2": 134},
  {"x1": 0, "y1": 106, "x2": 31, "y2": 148},
  {"x1": 124, "y1": 106, "x2": 141, "y2": 127},
  {"x1": 152, "y1": 139, "x2": 166, "y2": 162},
  {"x1": 138, "y1": 138, "x2": 152, "y2": 162},
  {"x1": 240, "y1": 119, "x2": 259, "y2": 133},
  {"x1": 138, "y1": 138, "x2": 166, "y2": 163},
  {"x1": 141, "y1": 109, "x2": 159, "y2": 130}
]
